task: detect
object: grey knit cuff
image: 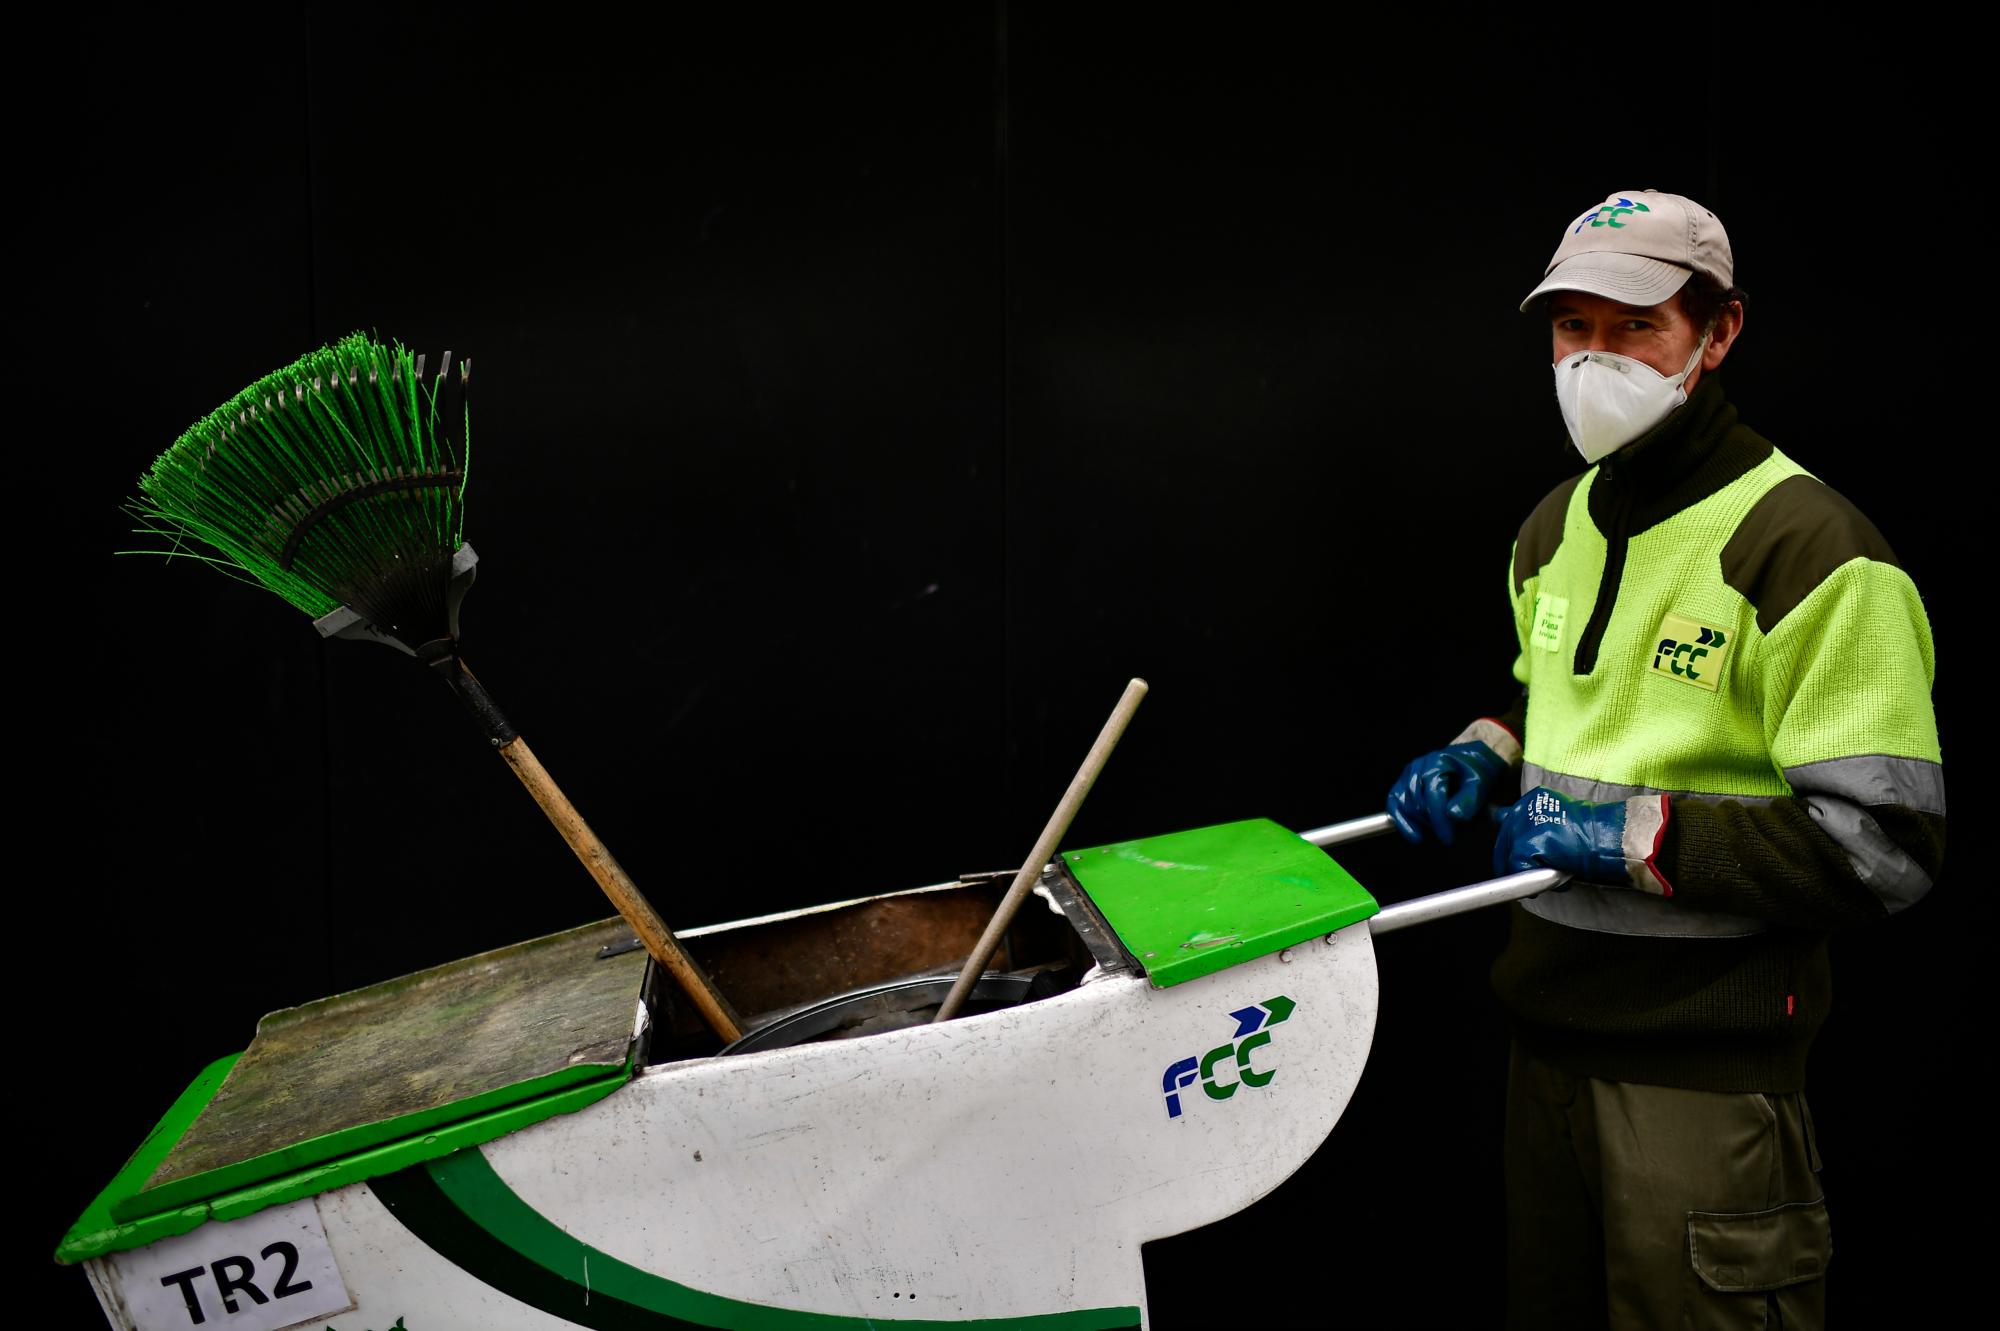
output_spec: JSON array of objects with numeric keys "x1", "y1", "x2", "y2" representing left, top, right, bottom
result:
[
  {"x1": 1621, "y1": 794, "x2": 1672, "y2": 896},
  {"x1": 1452, "y1": 717, "x2": 1522, "y2": 766}
]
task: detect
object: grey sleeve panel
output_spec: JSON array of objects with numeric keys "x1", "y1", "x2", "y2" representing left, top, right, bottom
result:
[
  {"x1": 1799, "y1": 795, "x2": 1935, "y2": 914},
  {"x1": 1782, "y1": 754, "x2": 1946, "y2": 817},
  {"x1": 1785, "y1": 754, "x2": 1943, "y2": 914},
  {"x1": 1527, "y1": 757, "x2": 1945, "y2": 816},
  {"x1": 1521, "y1": 763, "x2": 1780, "y2": 807}
]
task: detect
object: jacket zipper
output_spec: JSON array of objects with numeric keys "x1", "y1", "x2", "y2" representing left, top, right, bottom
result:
[{"x1": 1573, "y1": 465, "x2": 1632, "y2": 677}]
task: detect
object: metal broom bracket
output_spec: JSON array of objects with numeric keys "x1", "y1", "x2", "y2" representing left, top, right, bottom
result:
[{"x1": 310, "y1": 542, "x2": 482, "y2": 656}]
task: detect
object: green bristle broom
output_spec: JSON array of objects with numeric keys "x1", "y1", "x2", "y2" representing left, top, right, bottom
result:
[{"x1": 129, "y1": 331, "x2": 743, "y2": 1042}]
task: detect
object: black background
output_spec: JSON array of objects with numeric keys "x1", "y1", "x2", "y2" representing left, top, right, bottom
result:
[{"x1": 31, "y1": 8, "x2": 1970, "y2": 1327}]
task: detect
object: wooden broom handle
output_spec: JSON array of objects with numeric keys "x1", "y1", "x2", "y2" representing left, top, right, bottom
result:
[{"x1": 497, "y1": 735, "x2": 744, "y2": 1043}]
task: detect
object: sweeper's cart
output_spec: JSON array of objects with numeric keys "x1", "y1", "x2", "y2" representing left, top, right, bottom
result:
[
  {"x1": 59, "y1": 815, "x2": 1559, "y2": 1331},
  {"x1": 91, "y1": 335, "x2": 1561, "y2": 1329}
]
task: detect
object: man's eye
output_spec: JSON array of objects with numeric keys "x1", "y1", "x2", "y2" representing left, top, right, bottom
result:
[{"x1": 1623, "y1": 320, "x2": 1653, "y2": 332}]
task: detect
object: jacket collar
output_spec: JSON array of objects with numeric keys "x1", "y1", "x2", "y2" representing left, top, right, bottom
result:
[{"x1": 1589, "y1": 374, "x2": 1771, "y2": 530}]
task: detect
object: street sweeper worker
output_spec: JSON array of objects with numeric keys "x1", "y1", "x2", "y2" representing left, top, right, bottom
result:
[{"x1": 1382, "y1": 188, "x2": 1944, "y2": 1329}]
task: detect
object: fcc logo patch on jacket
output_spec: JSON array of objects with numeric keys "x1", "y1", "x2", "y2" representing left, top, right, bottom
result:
[{"x1": 1650, "y1": 613, "x2": 1731, "y2": 691}]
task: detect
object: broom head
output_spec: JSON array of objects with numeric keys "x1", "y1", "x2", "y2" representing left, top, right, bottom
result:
[{"x1": 131, "y1": 332, "x2": 472, "y2": 653}]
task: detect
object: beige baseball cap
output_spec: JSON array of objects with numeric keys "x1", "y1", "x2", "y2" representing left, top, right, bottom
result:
[{"x1": 1520, "y1": 189, "x2": 1734, "y2": 312}]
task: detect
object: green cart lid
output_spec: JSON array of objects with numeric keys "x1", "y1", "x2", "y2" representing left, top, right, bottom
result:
[
  {"x1": 1064, "y1": 818, "x2": 1378, "y2": 987},
  {"x1": 58, "y1": 917, "x2": 644, "y2": 1265}
]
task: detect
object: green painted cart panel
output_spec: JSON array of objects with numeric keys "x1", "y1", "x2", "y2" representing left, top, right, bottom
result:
[
  {"x1": 57, "y1": 1058, "x2": 625, "y2": 1264},
  {"x1": 59, "y1": 916, "x2": 647, "y2": 1263},
  {"x1": 55, "y1": 1053, "x2": 241, "y2": 1264},
  {"x1": 1064, "y1": 818, "x2": 1377, "y2": 987}
]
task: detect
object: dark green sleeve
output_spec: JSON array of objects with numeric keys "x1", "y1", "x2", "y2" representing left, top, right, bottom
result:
[{"x1": 1662, "y1": 797, "x2": 1944, "y2": 929}]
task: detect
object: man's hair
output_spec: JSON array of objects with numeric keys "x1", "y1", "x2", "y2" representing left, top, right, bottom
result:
[
  {"x1": 1679, "y1": 275, "x2": 1748, "y2": 335},
  {"x1": 1526, "y1": 277, "x2": 1747, "y2": 332}
]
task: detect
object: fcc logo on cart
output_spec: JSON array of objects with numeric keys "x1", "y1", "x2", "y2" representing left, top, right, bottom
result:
[{"x1": 1160, "y1": 996, "x2": 1294, "y2": 1119}]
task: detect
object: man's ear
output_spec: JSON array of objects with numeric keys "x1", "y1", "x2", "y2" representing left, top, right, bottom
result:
[{"x1": 1703, "y1": 300, "x2": 1745, "y2": 371}]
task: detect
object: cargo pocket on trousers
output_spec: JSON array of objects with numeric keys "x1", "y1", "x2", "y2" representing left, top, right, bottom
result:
[{"x1": 1688, "y1": 1197, "x2": 1831, "y2": 1327}]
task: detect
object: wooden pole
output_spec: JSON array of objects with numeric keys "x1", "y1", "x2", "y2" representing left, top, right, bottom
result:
[
  {"x1": 933, "y1": 678, "x2": 1149, "y2": 1023},
  {"x1": 498, "y1": 735, "x2": 744, "y2": 1043}
]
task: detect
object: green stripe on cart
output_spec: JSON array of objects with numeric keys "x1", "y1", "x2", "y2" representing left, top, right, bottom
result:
[{"x1": 371, "y1": 1149, "x2": 1142, "y2": 1330}]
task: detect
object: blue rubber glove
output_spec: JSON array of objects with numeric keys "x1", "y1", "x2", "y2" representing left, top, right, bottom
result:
[
  {"x1": 1386, "y1": 740, "x2": 1510, "y2": 846},
  {"x1": 1491, "y1": 787, "x2": 1672, "y2": 894}
]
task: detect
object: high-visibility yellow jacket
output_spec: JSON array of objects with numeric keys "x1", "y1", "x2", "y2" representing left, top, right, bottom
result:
[{"x1": 1480, "y1": 376, "x2": 1943, "y2": 1092}]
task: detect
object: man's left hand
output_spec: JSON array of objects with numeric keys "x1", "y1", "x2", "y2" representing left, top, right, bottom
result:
[{"x1": 1492, "y1": 787, "x2": 1673, "y2": 895}]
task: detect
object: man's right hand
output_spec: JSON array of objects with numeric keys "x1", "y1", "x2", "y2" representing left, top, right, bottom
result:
[{"x1": 1386, "y1": 740, "x2": 1510, "y2": 845}]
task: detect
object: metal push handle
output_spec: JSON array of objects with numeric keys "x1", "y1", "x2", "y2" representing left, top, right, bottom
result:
[
  {"x1": 1296, "y1": 812, "x2": 1569, "y2": 936},
  {"x1": 1298, "y1": 812, "x2": 1396, "y2": 848},
  {"x1": 1367, "y1": 868, "x2": 1567, "y2": 935}
]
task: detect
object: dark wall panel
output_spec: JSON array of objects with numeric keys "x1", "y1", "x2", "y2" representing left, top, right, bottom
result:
[
  {"x1": 291, "y1": 8, "x2": 1009, "y2": 984},
  {"x1": 38, "y1": 9, "x2": 1968, "y2": 1327}
]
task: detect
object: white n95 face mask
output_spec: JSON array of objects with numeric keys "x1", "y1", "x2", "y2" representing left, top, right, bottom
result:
[{"x1": 1554, "y1": 332, "x2": 1709, "y2": 463}]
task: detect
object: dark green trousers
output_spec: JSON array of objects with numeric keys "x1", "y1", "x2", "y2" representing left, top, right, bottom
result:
[{"x1": 1505, "y1": 1042, "x2": 1831, "y2": 1330}]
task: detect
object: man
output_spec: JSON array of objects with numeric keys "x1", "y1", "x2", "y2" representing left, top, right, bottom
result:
[{"x1": 1384, "y1": 189, "x2": 1944, "y2": 1329}]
